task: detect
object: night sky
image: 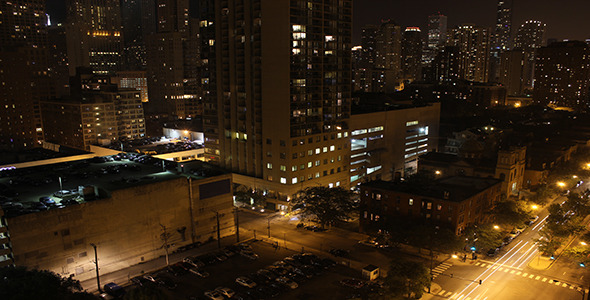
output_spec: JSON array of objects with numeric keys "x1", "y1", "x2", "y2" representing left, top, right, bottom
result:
[
  {"x1": 353, "y1": 0, "x2": 590, "y2": 44},
  {"x1": 47, "y1": 1, "x2": 590, "y2": 45}
]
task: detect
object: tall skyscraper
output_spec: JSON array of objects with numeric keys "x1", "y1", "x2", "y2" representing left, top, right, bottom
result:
[
  {"x1": 201, "y1": 0, "x2": 352, "y2": 199},
  {"x1": 498, "y1": 49, "x2": 526, "y2": 96},
  {"x1": 120, "y1": 0, "x2": 157, "y2": 71},
  {"x1": 423, "y1": 13, "x2": 447, "y2": 65},
  {"x1": 448, "y1": 24, "x2": 491, "y2": 83},
  {"x1": 514, "y1": 20, "x2": 546, "y2": 90},
  {"x1": 402, "y1": 27, "x2": 423, "y2": 83},
  {"x1": 145, "y1": 0, "x2": 200, "y2": 118},
  {"x1": 534, "y1": 41, "x2": 590, "y2": 108},
  {"x1": 360, "y1": 24, "x2": 378, "y2": 68},
  {"x1": 0, "y1": 0, "x2": 52, "y2": 149},
  {"x1": 490, "y1": 0, "x2": 512, "y2": 82},
  {"x1": 65, "y1": 0, "x2": 123, "y2": 75}
]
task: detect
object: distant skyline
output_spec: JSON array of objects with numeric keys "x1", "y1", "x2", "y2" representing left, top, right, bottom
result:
[{"x1": 353, "y1": 0, "x2": 590, "y2": 44}]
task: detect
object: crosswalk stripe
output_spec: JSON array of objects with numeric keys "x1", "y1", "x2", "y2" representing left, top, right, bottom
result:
[
  {"x1": 535, "y1": 276, "x2": 541, "y2": 280},
  {"x1": 522, "y1": 273, "x2": 528, "y2": 277},
  {"x1": 475, "y1": 262, "x2": 481, "y2": 266},
  {"x1": 445, "y1": 291, "x2": 454, "y2": 297},
  {"x1": 504, "y1": 268, "x2": 509, "y2": 272},
  {"x1": 528, "y1": 274, "x2": 535, "y2": 278},
  {"x1": 542, "y1": 278, "x2": 547, "y2": 282},
  {"x1": 438, "y1": 290, "x2": 446, "y2": 295},
  {"x1": 516, "y1": 271, "x2": 522, "y2": 275},
  {"x1": 570, "y1": 286, "x2": 574, "y2": 289},
  {"x1": 562, "y1": 283, "x2": 568, "y2": 287}
]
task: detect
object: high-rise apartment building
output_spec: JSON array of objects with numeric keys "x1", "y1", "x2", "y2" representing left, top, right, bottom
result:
[
  {"x1": 499, "y1": 49, "x2": 526, "y2": 96},
  {"x1": 534, "y1": 41, "x2": 590, "y2": 108},
  {"x1": 375, "y1": 19, "x2": 402, "y2": 89},
  {"x1": 201, "y1": 0, "x2": 352, "y2": 202},
  {"x1": 490, "y1": 0, "x2": 512, "y2": 82},
  {"x1": 0, "y1": 0, "x2": 52, "y2": 149},
  {"x1": 423, "y1": 13, "x2": 447, "y2": 65},
  {"x1": 448, "y1": 24, "x2": 491, "y2": 83},
  {"x1": 513, "y1": 20, "x2": 546, "y2": 89},
  {"x1": 360, "y1": 25, "x2": 378, "y2": 68},
  {"x1": 65, "y1": 0, "x2": 123, "y2": 75},
  {"x1": 120, "y1": 0, "x2": 157, "y2": 71},
  {"x1": 402, "y1": 27, "x2": 423, "y2": 83},
  {"x1": 145, "y1": 0, "x2": 200, "y2": 119}
]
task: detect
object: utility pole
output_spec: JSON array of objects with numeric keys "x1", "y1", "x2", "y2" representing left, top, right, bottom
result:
[
  {"x1": 187, "y1": 176, "x2": 196, "y2": 243},
  {"x1": 90, "y1": 243, "x2": 101, "y2": 293},
  {"x1": 215, "y1": 211, "x2": 221, "y2": 249},
  {"x1": 267, "y1": 218, "x2": 271, "y2": 238},
  {"x1": 234, "y1": 207, "x2": 240, "y2": 243},
  {"x1": 160, "y1": 224, "x2": 171, "y2": 266}
]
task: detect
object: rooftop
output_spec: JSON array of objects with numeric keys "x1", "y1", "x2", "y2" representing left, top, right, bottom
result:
[
  {"x1": 0, "y1": 153, "x2": 228, "y2": 218},
  {"x1": 361, "y1": 176, "x2": 502, "y2": 202}
]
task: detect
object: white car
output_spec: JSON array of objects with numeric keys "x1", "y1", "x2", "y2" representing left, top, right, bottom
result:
[
  {"x1": 276, "y1": 276, "x2": 299, "y2": 289},
  {"x1": 189, "y1": 267, "x2": 209, "y2": 278},
  {"x1": 235, "y1": 276, "x2": 257, "y2": 288},
  {"x1": 204, "y1": 290, "x2": 224, "y2": 300},
  {"x1": 215, "y1": 287, "x2": 235, "y2": 298},
  {"x1": 240, "y1": 250, "x2": 259, "y2": 260}
]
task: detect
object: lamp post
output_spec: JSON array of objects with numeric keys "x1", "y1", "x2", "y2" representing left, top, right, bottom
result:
[{"x1": 90, "y1": 243, "x2": 102, "y2": 293}]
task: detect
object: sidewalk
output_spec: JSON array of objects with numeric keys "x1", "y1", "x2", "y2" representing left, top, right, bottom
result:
[{"x1": 80, "y1": 234, "x2": 242, "y2": 293}]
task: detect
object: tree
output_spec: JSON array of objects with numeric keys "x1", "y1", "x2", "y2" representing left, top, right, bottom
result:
[
  {"x1": 383, "y1": 258, "x2": 430, "y2": 299},
  {"x1": 464, "y1": 224, "x2": 503, "y2": 253},
  {"x1": 234, "y1": 188, "x2": 266, "y2": 207},
  {"x1": 491, "y1": 199, "x2": 531, "y2": 227},
  {"x1": 292, "y1": 186, "x2": 356, "y2": 228},
  {"x1": 530, "y1": 185, "x2": 553, "y2": 206},
  {"x1": 0, "y1": 266, "x2": 97, "y2": 300},
  {"x1": 535, "y1": 228, "x2": 564, "y2": 256}
]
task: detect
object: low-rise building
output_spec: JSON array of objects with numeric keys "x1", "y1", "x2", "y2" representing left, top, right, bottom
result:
[
  {"x1": 0, "y1": 155, "x2": 234, "y2": 282},
  {"x1": 360, "y1": 176, "x2": 502, "y2": 235},
  {"x1": 349, "y1": 102, "x2": 440, "y2": 185}
]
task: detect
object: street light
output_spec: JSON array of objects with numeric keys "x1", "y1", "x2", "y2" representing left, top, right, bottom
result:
[
  {"x1": 90, "y1": 243, "x2": 102, "y2": 293},
  {"x1": 557, "y1": 181, "x2": 566, "y2": 188},
  {"x1": 493, "y1": 225, "x2": 500, "y2": 230},
  {"x1": 581, "y1": 241, "x2": 588, "y2": 246},
  {"x1": 531, "y1": 205, "x2": 539, "y2": 210}
]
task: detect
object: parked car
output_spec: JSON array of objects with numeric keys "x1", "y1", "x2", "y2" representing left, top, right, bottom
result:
[
  {"x1": 183, "y1": 256, "x2": 205, "y2": 268},
  {"x1": 190, "y1": 267, "x2": 209, "y2": 278},
  {"x1": 240, "y1": 250, "x2": 259, "y2": 260},
  {"x1": 525, "y1": 215, "x2": 539, "y2": 226},
  {"x1": 103, "y1": 282, "x2": 125, "y2": 298},
  {"x1": 236, "y1": 276, "x2": 257, "y2": 288},
  {"x1": 329, "y1": 248, "x2": 349, "y2": 257},
  {"x1": 204, "y1": 290, "x2": 225, "y2": 300},
  {"x1": 276, "y1": 276, "x2": 299, "y2": 289},
  {"x1": 340, "y1": 278, "x2": 365, "y2": 289},
  {"x1": 215, "y1": 287, "x2": 235, "y2": 298},
  {"x1": 487, "y1": 247, "x2": 499, "y2": 257}
]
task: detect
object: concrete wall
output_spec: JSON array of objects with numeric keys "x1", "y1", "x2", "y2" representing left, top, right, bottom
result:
[{"x1": 7, "y1": 174, "x2": 233, "y2": 281}]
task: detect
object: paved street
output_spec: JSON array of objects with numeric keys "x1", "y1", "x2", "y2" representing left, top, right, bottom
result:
[{"x1": 424, "y1": 194, "x2": 590, "y2": 300}]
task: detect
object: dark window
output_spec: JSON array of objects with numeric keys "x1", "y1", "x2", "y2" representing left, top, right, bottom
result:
[{"x1": 266, "y1": 138, "x2": 272, "y2": 145}]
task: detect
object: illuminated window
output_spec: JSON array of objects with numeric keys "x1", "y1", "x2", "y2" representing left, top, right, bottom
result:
[
  {"x1": 325, "y1": 35, "x2": 334, "y2": 42},
  {"x1": 409, "y1": 199, "x2": 414, "y2": 205},
  {"x1": 280, "y1": 177, "x2": 287, "y2": 184},
  {"x1": 280, "y1": 165, "x2": 286, "y2": 171},
  {"x1": 406, "y1": 120, "x2": 418, "y2": 126},
  {"x1": 292, "y1": 165, "x2": 297, "y2": 171},
  {"x1": 292, "y1": 177, "x2": 298, "y2": 184},
  {"x1": 266, "y1": 163, "x2": 272, "y2": 169}
]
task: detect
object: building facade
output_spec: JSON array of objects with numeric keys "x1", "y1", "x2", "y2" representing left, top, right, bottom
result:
[
  {"x1": 349, "y1": 103, "x2": 440, "y2": 185},
  {"x1": 360, "y1": 176, "x2": 503, "y2": 235},
  {"x1": 448, "y1": 24, "x2": 491, "y2": 83},
  {"x1": 65, "y1": 0, "x2": 123, "y2": 75},
  {"x1": 513, "y1": 20, "x2": 546, "y2": 90},
  {"x1": 2, "y1": 158, "x2": 234, "y2": 282},
  {"x1": 0, "y1": 0, "x2": 52, "y2": 149},
  {"x1": 201, "y1": 0, "x2": 353, "y2": 201},
  {"x1": 423, "y1": 13, "x2": 447, "y2": 66},
  {"x1": 534, "y1": 41, "x2": 590, "y2": 108},
  {"x1": 401, "y1": 27, "x2": 423, "y2": 83},
  {"x1": 41, "y1": 89, "x2": 145, "y2": 150}
]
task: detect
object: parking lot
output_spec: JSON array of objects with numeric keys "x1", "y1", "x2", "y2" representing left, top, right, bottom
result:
[{"x1": 124, "y1": 239, "x2": 377, "y2": 300}]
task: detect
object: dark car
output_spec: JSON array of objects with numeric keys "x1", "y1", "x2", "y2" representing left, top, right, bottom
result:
[
  {"x1": 39, "y1": 196, "x2": 56, "y2": 206},
  {"x1": 104, "y1": 282, "x2": 125, "y2": 298},
  {"x1": 487, "y1": 247, "x2": 499, "y2": 257},
  {"x1": 329, "y1": 248, "x2": 349, "y2": 257}
]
